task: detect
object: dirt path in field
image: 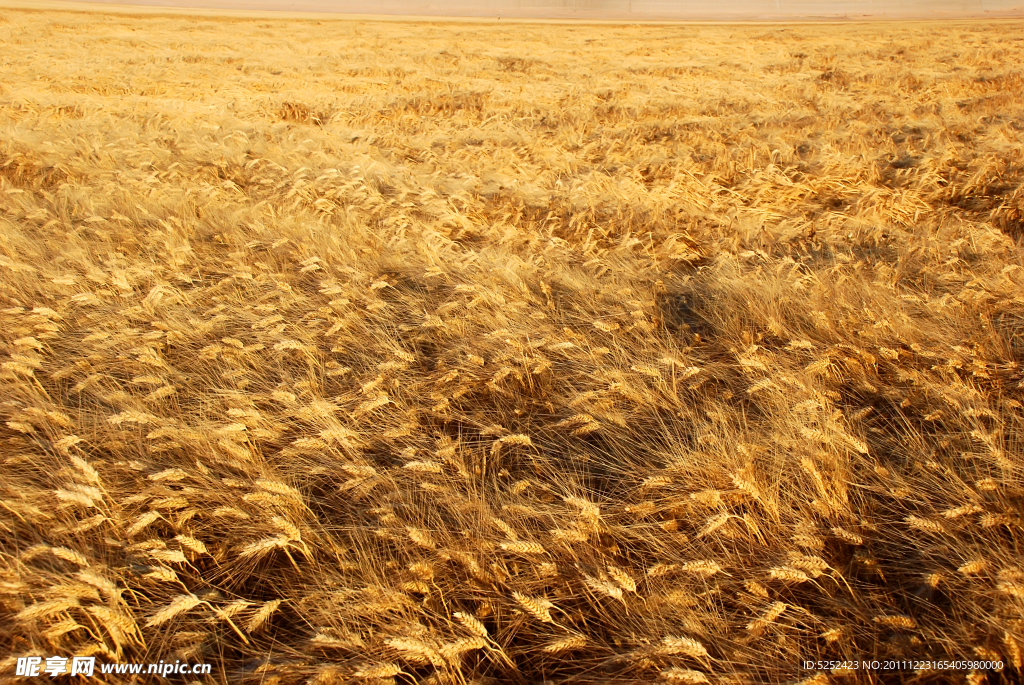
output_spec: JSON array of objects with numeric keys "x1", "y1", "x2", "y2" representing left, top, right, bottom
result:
[{"x1": 4, "y1": 0, "x2": 1023, "y2": 22}]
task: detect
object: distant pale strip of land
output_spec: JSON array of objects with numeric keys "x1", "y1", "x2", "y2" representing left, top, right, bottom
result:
[{"x1": 4, "y1": 0, "x2": 1023, "y2": 22}]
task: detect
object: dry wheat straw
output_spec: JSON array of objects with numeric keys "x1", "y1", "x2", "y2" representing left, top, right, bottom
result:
[{"x1": 2, "y1": 14, "x2": 1022, "y2": 685}]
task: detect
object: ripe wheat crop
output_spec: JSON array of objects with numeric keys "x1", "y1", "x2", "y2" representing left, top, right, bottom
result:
[{"x1": 1, "y1": 6, "x2": 1023, "y2": 684}]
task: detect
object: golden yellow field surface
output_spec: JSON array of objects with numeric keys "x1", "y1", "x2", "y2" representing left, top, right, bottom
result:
[{"x1": 1, "y1": 8, "x2": 1023, "y2": 684}]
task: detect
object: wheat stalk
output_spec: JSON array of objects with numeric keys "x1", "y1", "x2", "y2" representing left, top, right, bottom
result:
[
  {"x1": 500, "y1": 541, "x2": 546, "y2": 555},
  {"x1": 660, "y1": 668, "x2": 710, "y2": 683},
  {"x1": 245, "y1": 600, "x2": 282, "y2": 633},
  {"x1": 17, "y1": 599, "x2": 80, "y2": 622},
  {"x1": 454, "y1": 611, "x2": 488, "y2": 638},
  {"x1": 353, "y1": 663, "x2": 403, "y2": 679},
  {"x1": 513, "y1": 592, "x2": 556, "y2": 623},
  {"x1": 583, "y1": 575, "x2": 624, "y2": 602},
  {"x1": 607, "y1": 565, "x2": 637, "y2": 593},
  {"x1": 958, "y1": 559, "x2": 989, "y2": 575},
  {"x1": 657, "y1": 636, "x2": 710, "y2": 659},
  {"x1": 386, "y1": 637, "x2": 445, "y2": 667},
  {"x1": 439, "y1": 636, "x2": 487, "y2": 664},
  {"x1": 681, "y1": 560, "x2": 723, "y2": 577},
  {"x1": 768, "y1": 567, "x2": 811, "y2": 584},
  {"x1": 146, "y1": 595, "x2": 202, "y2": 627},
  {"x1": 50, "y1": 547, "x2": 90, "y2": 567},
  {"x1": 543, "y1": 634, "x2": 587, "y2": 653}
]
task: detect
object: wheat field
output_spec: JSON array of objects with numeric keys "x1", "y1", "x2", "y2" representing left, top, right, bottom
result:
[{"x1": 1, "y1": 6, "x2": 1023, "y2": 684}]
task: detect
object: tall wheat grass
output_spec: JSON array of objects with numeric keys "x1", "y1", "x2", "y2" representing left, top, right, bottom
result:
[{"x1": 1, "y1": 7, "x2": 1023, "y2": 684}]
